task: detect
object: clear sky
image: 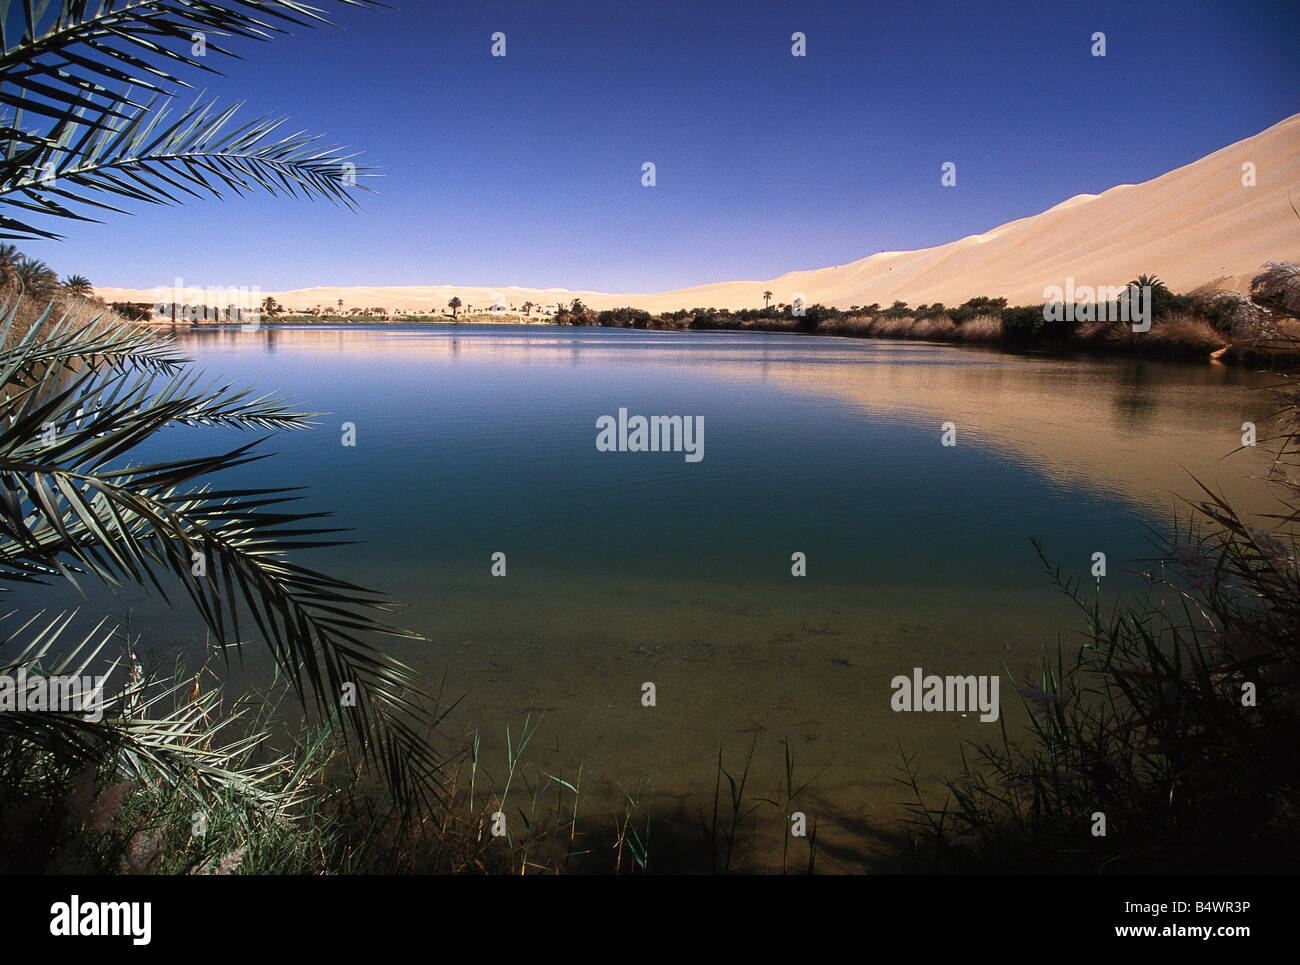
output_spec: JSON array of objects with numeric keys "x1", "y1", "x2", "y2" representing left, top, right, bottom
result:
[{"x1": 23, "y1": 0, "x2": 1300, "y2": 295}]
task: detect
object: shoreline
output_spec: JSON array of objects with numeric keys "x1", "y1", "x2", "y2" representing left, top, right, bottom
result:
[{"x1": 147, "y1": 314, "x2": 1300, "y2": 368}]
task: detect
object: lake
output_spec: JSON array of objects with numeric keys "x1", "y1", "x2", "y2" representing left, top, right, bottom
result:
[{"x1": 15, "y1": 323, "x2": 1282, "y2": 870}]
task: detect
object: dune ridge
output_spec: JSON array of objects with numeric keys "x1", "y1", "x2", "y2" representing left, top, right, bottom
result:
[{"x1": 100, "y1": 113, "x2": 1300, "y2": 314}]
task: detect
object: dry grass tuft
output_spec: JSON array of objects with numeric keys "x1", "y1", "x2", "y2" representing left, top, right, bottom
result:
[
  {"x1": 1147, "y1": 313, "x2": 1228, "y2": 351},
  {"x1": 954, "y1": 314, "x2": 1002, "y2": 341},
  {"x1": 911, "y1": 316, "x2": 957, "y2": 340}
]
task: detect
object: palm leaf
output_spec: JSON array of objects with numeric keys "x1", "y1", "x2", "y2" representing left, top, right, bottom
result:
[
  {"x1": 1, "y1": 2, "x2": 386, "y2": 122},
  {"x1": 1, "y1": 302, "x2": 449, "y2": 812},
  {"x1": 1, "y1": 90, "x2": 376, "y2": 238},
  {"x1": 0, "y1": 0, "x2": 386, "y2": 238},
  {"x1": 0, "y1": 610, "x2": 301, "y2": 824}
]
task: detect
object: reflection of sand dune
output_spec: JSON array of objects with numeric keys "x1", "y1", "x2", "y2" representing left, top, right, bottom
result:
[
  {"x1": 102, "y1": 114, "x2": 1300, "y2": 312},
  {"x1": 757, "y1": 347, "x2": 1281, "y2": 522},
  {"x1": 177, "y1": 325, "x2": 1282, "y2": 523}
]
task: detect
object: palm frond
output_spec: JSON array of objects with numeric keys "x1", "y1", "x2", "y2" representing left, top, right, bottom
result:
[
  {"x1": 0, "y1": 610, "x2": 300, "y2": 824},
  {"x1": 1, "y1": 1, "x2": 386, "y2": 124},
  {"x1": 1, "y1": 91, "x2": 376, "y2": 238},
  {"x1": 0, "y1": 294, "x2": 186, "y2": 374},
  {"x1": 0, "y1": 0, "x2": 386, "y2": 238},
  {"x1": 0, "y1": 305, "x2": 449, "y2": 811}
]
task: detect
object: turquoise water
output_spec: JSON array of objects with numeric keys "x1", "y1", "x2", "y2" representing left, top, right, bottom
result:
[{"x1": 11, "y1": 323, "x2": 1279, "y2": 869}]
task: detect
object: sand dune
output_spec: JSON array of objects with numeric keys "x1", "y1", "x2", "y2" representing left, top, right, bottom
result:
[{"x1": 100, "y1": 113, "x2": 1300, "y2": 314}]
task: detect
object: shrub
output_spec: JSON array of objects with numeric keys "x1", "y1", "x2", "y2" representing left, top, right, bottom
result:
[
  {"x1": 999, "y1": 305, "x2": 1044, "y2": 342},
  {"x1": 951, "y1": 296, "x2": 1007, "y2": 323},
  {"x1": 1250, "y1": 262, "x2": 1300, "y2": 320},
  {"x1": 1038, "y1": 306, "x2": 1081, "y2": 341},
  {"x1": 873, "y1": 315, "x2": 915, "y2": 338},
  {"x1": 1188, "y1": 289, "x2": 1253, "y2": 334},
  {"x1": 903, "y1": 271, "x2": 1300, "y2": 871},
  {"x1": 596, "y1": 307, "x2": 651, "y2": 328},
  {"x1": 1147, "y1": 314, "x2": 1228, "y2": 353},
  {"x1": 795, "y1": 303, "x2": 835, "y2": 333}
]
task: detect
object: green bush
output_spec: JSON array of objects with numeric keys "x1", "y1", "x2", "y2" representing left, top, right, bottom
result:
[
  {"x1": 1000, "y1": 305, "x2": 1044, "y2": 341},
  {"x1": 951, "y1": 296, "x2": 1007, "y2": 323},
  {"x1": 595, "y1": 307, "x2": 652, "y2": 328}
]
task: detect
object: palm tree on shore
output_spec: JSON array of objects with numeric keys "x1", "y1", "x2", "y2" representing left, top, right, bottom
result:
[
  {"x1": 1127, "y1": 273, "x2": 1174, "y2": 320},
  {"x1": 763, "y1": 290, "x2": 773, "y2": 308},
  {"x1": 448, "y1": 296, "x2": 462, "y2": 318},
  {"x1": 14, "y1": 257, "x2": 58, "y2": 298},
  {"x1": 61, "y1": 274, "x2": 93, "y2": 298},
  {"x1": 0, "y1": 244, "x2": 21, "y2": 288}
]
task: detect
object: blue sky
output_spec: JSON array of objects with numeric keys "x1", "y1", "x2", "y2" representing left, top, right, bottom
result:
[{"x1": 23, "y1": 0, "x2": 1300, "y2": 294}]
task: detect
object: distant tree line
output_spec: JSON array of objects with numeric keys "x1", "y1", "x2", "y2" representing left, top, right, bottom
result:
[{"x1": 539, "y1": 267, "x2": 1299, "y2": 361}]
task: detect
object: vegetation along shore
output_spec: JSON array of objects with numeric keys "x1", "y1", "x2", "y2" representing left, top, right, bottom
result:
[{"x1": 112, "y1": 266, "x2": 1300, "y2": 368}]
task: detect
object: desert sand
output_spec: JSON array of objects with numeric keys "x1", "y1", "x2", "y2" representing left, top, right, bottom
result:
[{"x1": 98, "y1": 113, "x2": 1300, "y2": 314}]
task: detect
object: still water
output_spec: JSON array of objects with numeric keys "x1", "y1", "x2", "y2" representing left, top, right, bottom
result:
[{"x1": 15, "y1": 324, "x2": 1282, "y2": 869}]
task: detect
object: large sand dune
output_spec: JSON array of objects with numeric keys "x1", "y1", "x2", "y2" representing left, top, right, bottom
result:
[{"x1": 100, "y1": 113, "x2": 1300, "y2": 314}]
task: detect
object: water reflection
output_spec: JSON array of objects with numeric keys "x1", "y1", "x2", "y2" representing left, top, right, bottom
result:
[{"x1": 90, "y1": 322, "x2": 1281, "y2": 868}]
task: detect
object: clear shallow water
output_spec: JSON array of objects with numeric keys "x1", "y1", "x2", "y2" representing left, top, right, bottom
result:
[{"x1": 12, "y1": 324, "x2": 1282, "y2": 869}]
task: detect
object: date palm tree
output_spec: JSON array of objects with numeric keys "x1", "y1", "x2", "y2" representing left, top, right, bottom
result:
[
  {"x1": 61, "y1": 274, "x2": 92, "y2": 298},
  {"x1": 448, "y1": 296, "x2": 461, "y2": 318},
  {"x1": 14, "y1": 256, "x2": 57, "y2": 297},
  {"x1": 763, "y1": 290, "x2": 772, "y2": 308},
  {"x1": 1126, "y1": 273, "x2": 1175, "y2": 321},
  {"x1": 0, "y1": 244, "x2": 20, "y2": 288}
]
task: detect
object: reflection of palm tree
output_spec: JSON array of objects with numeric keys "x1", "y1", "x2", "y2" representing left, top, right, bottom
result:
[{"x1": 763, "y1": 290, "x2": 772, "y2": 308}]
